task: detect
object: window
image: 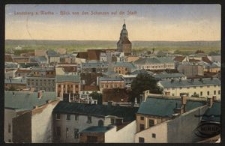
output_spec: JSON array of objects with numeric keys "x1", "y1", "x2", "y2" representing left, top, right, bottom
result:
[
  {"x1": 207, "y1": 91, "x2": 210, "y2": 96},
  {"x1": 218, "y1": 90, "x2": 220, "y2": 94},
  {"x1": 140, "y1": 124, "x2": 145, "y2": 131},
  {"x1": 8, "y1": 124, "x2": 11, "y2": 133},
  {"x1": 98, "y1": 120, "x2": 104, "y2": 127},
  {"x1": 87, "y1": 136, "x2": 98, "y2": 143},
  {"x1": 8, "y1": 139, "x2": 11, "y2": 142},
  {"x1": 152, "y1": 133, "x2": 156, "y2": 138},
  {"x1": 66, "y1": 128, "x2": 69, "y2": 138},
  {"x1": 75, "y1": 115, "x2": 79, "y2": 121},
  {"x1": 67, "y1": 114, "x2": 71, "y2": 120},
  {"x1": 74, "y1": 128, "x2": 79, "y2": 139},
  {"x1": 56, "y1": 127, "x2": 61, "y2": 136},
  {"x1": 139, "y1": 137, "x2": 145, "y2": 143},
  {"x1": 214, "y1": 91, "x2": 216, "y2": 95},
  {"x1": 140, "y1": 116, "x2": 144, "y2": 120},
  {"x1": 87, "y1": 116, "x2": 92, "y2": 123},
  {"x1": 56, "y1": 113, "x2": 60, "y2": 120},
  {"x1": 200, "y1": 92, "x2": 203, "y2": 96},
  {"x1": 149, "y1": 119, "x2": 154, "y2": 127}
]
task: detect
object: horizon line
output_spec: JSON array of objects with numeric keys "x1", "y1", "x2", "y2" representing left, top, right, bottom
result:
[{"x1": 5, "y1": 39, "x2": 221, "y2": 42}]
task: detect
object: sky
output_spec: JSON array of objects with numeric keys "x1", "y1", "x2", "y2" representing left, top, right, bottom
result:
[{"x1": 5, "y1": 4, "x2": 221, "y2": 41}]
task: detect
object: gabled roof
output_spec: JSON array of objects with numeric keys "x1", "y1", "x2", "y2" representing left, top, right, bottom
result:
[
  {"x1": 174, "y1": 56, "x2": 186, "y2": 62},
  {"x1": 137, "y1": 96, "x2": 206, "y2": 117},
  {"x1": 77, "y1": 52, "x2": 88, "y2": 59},
  {"x1": 56, "y1": 75, "x2": 80, "y2": 83},
  {"x1": 202, "y1": 56, "x2": 212, "y2": 64},
  {"x1": 5, "y1": 91, "x2": 58, "y2": 110},
  {"x1": 159, "y1": 78, "x2": 221, "y2": 88},
  {"x1": 87, "y1": 49, "x2": 105, "y2": 60},
  {"x1": 53, "y1": 101, "x2": 139, "y2": 122},
  {"x1": 134, "y1": 57, "x2": 174, "y2": 65}
]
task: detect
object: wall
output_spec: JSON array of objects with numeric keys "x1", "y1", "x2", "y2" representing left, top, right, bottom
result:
[
  {"x1": 53, "y1": 113, "x2": 105, "y2": 143},
  {"x1": 105, "y1": 121, "x2": 136, "y2": 143},
  {"x1": 4, "y1": 109, "x2": 16, "y2": 143},
  {"x1": 135, "y1": 121, "x2": 168, "y2": 143},
  {"x1": 134, "y1": 105, "x2": 208, "y2": 143},
  {"x1": 167, "y1": 105, "x2": 208, "y2": 143},
  {"x1": 80, "y1": 133, "x2": 104, "y2": 143},
  {"x1": 31, "y1": 100, "x2": 59, "y2": 143},
  {"x1": 13, "y1": 111, "x2": 32, "y2": 143},
  {"x1": 163, "y1": 85, "x2": 221, "y2": 100}
]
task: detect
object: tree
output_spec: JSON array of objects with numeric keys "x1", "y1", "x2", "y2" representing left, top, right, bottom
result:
[
  {"x1": 89, "y1": 92, "x2": 102, "y2": 105},
  {"x1": 129, "y1": 73, "x2": 162, "y2": 103}
]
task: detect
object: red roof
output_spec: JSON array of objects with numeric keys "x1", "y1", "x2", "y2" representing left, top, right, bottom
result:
[
  {"x1": 102, "y1": 88, "x2": 129, "y2": 102},
  {"x1": 202, "y1": 56, "x2": 212, "y2": 64},
  {"x1": 77, "y1": 52, "x2": 88, "y2": 59},
  {"x1": 82, "y1": 85, "x2": 99, "y2": 91},
  {"x1": 174, "y1": 56, "x2": 185, "y2": 62}
]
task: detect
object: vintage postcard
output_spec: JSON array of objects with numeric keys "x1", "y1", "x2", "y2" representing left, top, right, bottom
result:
[{"x1": 4, "y1": 4, "x2": 221, "y2": 143}]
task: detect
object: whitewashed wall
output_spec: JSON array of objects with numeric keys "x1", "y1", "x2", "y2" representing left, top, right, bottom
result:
[{"x1": 105, "y1": 121, "x2": 136, "y2": 143}]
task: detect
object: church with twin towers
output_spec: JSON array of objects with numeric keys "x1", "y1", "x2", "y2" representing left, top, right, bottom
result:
[{"x1": 117, "y1": 21, "x2": 132, "y2": 56}]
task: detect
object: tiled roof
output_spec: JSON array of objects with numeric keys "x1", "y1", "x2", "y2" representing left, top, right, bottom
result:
[
  {"x1": 159, "y1": 78, "x2": 221, "y2": 88},
  {"x1": 112, "y1": 62, "x2": 136, "y2": 70},
  {"x1": 5, "y1": 91, "x2": 58, "y2": 110},
  {"x1": 77, "y1": 52, "x2": 88, "y2": 59},
  {"x1": 87, "y1": 49, "x2": 105, "y2": 60},
  {"x1": 153, "y1": 72, "x2": 186, "y2": 80},
  {"x1": 134, "y1": 57, "x2": 174, "y2": 65},
  {"x1": 56, "y1": 75, "x2": 80, "y2": 83},
  {"x1": 82, "y1": 62, "x2": 108, "y2": 68},
  {"x1": 137, "y1": 96, "x2": 206, "y2": 117},
  {"x1": 202, "y1": 102, "x2": 220, "y2": 122},
  {"x1": 53, "y1": 101, "x2": 139, "y2": 122},
  {"x1": 173, "y1": 56, "x2": 186, "y2": 62}
]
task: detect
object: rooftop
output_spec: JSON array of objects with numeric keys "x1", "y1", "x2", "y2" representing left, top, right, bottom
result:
[
  {"x1": 5, "y1": 91, "x2": 58, "y2": 110},
  {"x1": 80, "y1": 126, "x2": 113, "y2": 133},
  {"x1": 53, "y1": 101, "x2": 139, "y2": 122},
  {"x1": 158, "y1": 78, "x2": 220, "y2": 88},
  {"x1": 134, "y1": 57, "x2": 174, "y2": 65},
  {"x1": 202, "y1": 101, "x2": 220, "y2": 123},
  {"x1": 56, "y1": 75, "x2": 80, "y2": 83},
  {"x1": 137, "y1": 96, "x2": 206, "y2": 117}
]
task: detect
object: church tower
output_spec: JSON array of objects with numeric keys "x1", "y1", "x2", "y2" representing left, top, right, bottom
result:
[{"x1": 117, "y1": 21, "x2": 132, "y2": 56}]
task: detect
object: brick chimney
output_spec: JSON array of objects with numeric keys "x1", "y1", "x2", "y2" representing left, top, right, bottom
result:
[{"x1": 207, "y1": 97, "x2": 213, "y2": 108}]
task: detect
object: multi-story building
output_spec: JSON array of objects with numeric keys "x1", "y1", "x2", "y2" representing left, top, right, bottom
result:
[
  {"x1": 4, "y1": 91, "x2": 59, "y2": 143},
  {"x1": 134, "y1": 57, "x2": 175, "y2": 70},
  {"x1": 46, "y1": 50, "x2": 60, "y2": 64},
  {"x1": 81, "y1": 61, "x2": 108, "y2": 73},
  {"x1": 135, "y1": 94, "x2": 214, "y2": 143},
  {"x1": 112, "y1": 62, "x2": 136, "y2": 75},
  {"x1": 26, "y1": 67, "x2": 56, "y2": 91},
  {"x1": 177, "y1": 63, "x2": 204, "y2": 77},
  {"x1": 158, "y1": 78, "x2": 221, "y2": 100},
  {"x1": 98, "y1": 76, "x2": 125, "y2": 92},
  {"x1": 55, "y1": 74, "x2": 81, "y2": 99},
  {"x1": 15, "y1": 68, "x2": 32, "y2": 79},
  {"x1": 52, "y1": 101, "x2": 138, "y2": 143},
  {"x1": 80, "y1": 85, "x2": 99, "y2": 104},
  {"x1": 5, "y1": 77, "x2": 26, "y2": 91}
]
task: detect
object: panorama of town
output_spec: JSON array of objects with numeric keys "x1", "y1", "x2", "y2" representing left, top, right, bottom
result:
[{"x1": 4, "y1": 22, "x2": 221, "y2": 143}]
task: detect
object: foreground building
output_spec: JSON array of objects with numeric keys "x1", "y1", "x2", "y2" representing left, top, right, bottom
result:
[
  {"x1": 4, "y1": 91, "x2": 59, "y2": 143},
  {"x1": 52, "y1": 101, "x2": 138, "y2": 143},
  {"x1": 135, "y1": 93, "x2": 218, "y2": 143}
]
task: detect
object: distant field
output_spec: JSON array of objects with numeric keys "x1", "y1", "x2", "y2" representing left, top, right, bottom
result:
[{"x1": 5, "y1": 40, "x2": 221, "y2": 55}]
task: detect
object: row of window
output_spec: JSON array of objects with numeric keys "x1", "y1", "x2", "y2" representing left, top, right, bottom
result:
[
  {"x1": 56, "y1": 127, "x2": 79, "y2": 139},
  {"x1": 58, "y1": 84, "x2": 79, "y2": 88},
  {"x1": 101, "y1": 84, "x2": 124, "y2": 88},
  {"x1": 56, "y1": 114, "x2": 92, "y2": 123}
]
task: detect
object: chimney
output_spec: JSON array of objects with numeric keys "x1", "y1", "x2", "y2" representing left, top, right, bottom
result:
[
  {"x1": 38, "y1": 91, "x2": 42, "y2": 99},
  {"x1": 207, "y1": 97, "x2": 213, "y2": 108},
  {"x1": 181, "y1": 95, "x2": 187, "y2": 105}
]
